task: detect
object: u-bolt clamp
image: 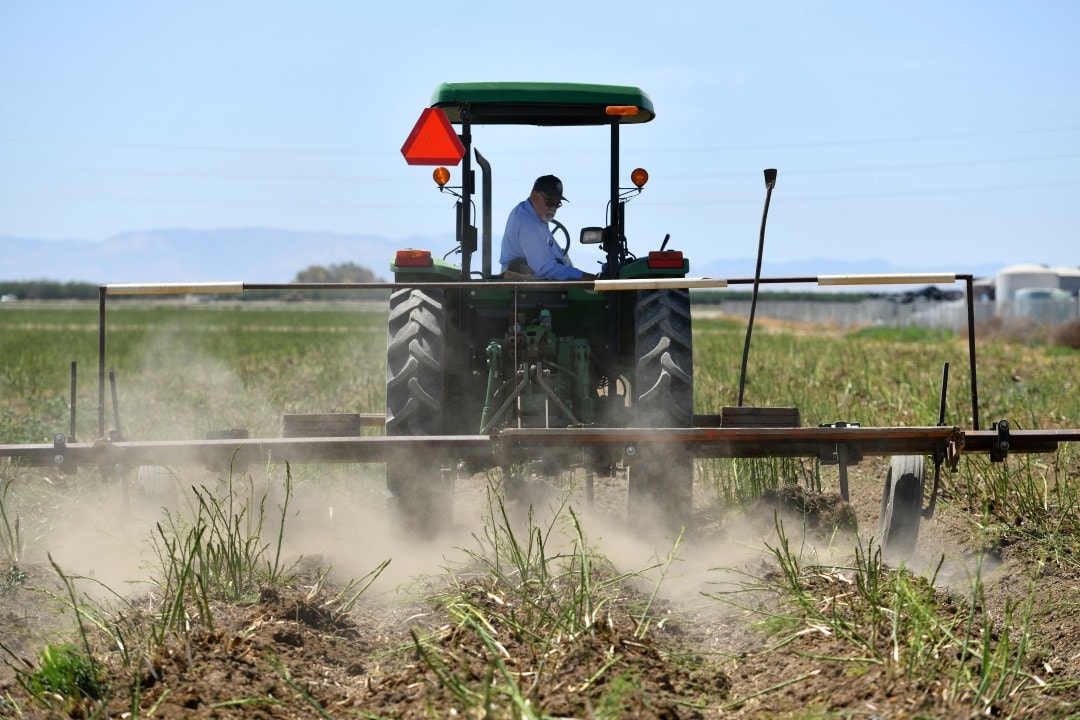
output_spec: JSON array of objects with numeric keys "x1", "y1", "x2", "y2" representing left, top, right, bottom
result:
[{"x1": 990, "y1": 419, "x2": 1011, "y2": 462}]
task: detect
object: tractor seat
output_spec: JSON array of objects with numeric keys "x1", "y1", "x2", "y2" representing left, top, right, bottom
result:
[
  {"x1": 501, "y1": 270, "x2": 537, "y2": 281},
  {"x1": 504, "y1": 258, "x2": 537, "y2": 277}
]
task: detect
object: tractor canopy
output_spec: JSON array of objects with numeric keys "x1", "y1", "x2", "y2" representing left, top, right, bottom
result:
[
  {"x1": 430, "y1": 82, "x2": 655, "y2": 126},
  {"x1": 400, "y1": 81, "x2": 661, "y2": 281}
]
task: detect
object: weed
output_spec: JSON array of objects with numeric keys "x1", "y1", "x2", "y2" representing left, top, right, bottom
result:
[
  {"x1": 408, "y1": 490, "x2": 688, "y2": 716},
  {"x1": 709, "y1": 514, "x2": 1050, "y2": 714},
  {"x1": 21, "y1": 642, "x2": 106, "y2": 704},
  {"x1": 0, "y1": 477, "x2": 24, "y2": 573},
  {"x1": 1, "y1": 565, "x2": 28, "y2": 592},
  {"x1": 1047, "y1": 318, "x2": 1080, "y2": 349},
  {"x1": 147, "y1": 463, "x2": 297, "y2": 641}
]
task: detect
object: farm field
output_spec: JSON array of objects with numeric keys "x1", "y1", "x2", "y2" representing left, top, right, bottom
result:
[{"x1": 1, "y1": 300, "x2": 1078, "y2": 718}]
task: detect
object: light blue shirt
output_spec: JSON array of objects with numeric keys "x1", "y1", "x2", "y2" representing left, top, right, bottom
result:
[{"x1": 499, "y1": 199, "x2": 585, "y2": 280}]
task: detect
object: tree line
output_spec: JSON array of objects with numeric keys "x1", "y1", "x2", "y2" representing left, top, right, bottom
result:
[{"x1": 0, "y1": 263, "x2": 386, "y2": 301}]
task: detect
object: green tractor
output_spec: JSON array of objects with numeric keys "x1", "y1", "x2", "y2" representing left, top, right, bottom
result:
[{"x1": 387, "y1": 82, "x2": 693, "y2": 537}]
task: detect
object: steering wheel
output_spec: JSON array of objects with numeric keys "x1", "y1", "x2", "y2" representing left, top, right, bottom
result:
[{"x1": 551, "y1": 219, "x2": 571, "y2": 254}]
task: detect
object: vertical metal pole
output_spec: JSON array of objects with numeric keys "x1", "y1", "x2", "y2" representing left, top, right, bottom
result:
[
  {"x1": 109, "y1": 370, "x2": 123, "y2": 440},
  {"x1": 453, "y1": 109, "x2": 474, "y2": 424},
  {"x1": 98, "y1": 286, "x2": 107, "y2": 439},
  {"x1": 737, "y1": 169, "x2": 777, "y2": 406},
  {"x1": 608, "y1": 121, "x2": 622, "y2": 270},
  {"x1": 459, "y1": 110, "x2": 473, "y2": 280},
  {"x1": 69, "y1": 361, "x2": 77, "y2": 441},
  {"x1": 937, "y1": 362, "x2": 950, "y2": 426},
  {"x1": 607, "y1": 122, "x2": 622, "y2": 375},
  {"x1": 924, "y1": 360, "x2": 951, "y2": 518},
  {"x1": 836, "y1": 443, "x2": 849, "y2": 502},
  {"x1": 964, "y1": 276, "x2": 980, "y2": 430}
]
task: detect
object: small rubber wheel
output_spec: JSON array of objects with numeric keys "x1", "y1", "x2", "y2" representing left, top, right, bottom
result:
[{"x1": 878, "y1": 455, "x2": 925, "y2": 559}]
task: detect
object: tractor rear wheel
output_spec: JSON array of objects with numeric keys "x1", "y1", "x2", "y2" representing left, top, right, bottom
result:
[
  {"x1": 385, "y1": 287, "x2": 451, "y2": 538},
  {"x1": 630, "y1": 288, "x2": 694, "y2": 535},
  {"x1": 878, "y1": 455, "x2": 924, "y2": 559}
]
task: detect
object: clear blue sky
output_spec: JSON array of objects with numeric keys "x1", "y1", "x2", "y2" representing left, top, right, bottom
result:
[{"x1": 2, "y1": 1, "x2": 1077, "y2": 275}]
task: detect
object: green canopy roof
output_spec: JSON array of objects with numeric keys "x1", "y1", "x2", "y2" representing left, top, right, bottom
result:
[{"x1": 430, "y1": 82, "x2": 655, "y2": 126}]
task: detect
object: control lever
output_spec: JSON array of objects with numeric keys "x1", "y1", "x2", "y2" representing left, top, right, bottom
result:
[{"x1": 736, "y1": 168, "x2": 778, "y2": 407}]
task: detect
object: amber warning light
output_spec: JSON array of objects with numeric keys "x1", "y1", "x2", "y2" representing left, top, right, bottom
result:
[
  {"x1": 401, "y1": 108, "x2": 466, "y2": 166},
  {"x1": 394, "y1": 249, "x2": 433, "y2": 267},
  {"x1": 647, "y1": 251, "x2": 684, "y2": 269}
]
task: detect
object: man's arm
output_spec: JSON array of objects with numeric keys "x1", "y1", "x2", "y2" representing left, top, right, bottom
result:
[
  {"x1": 519, "y1": 225, "x2": 590, "y2": 280},
  {"x1": 524, "y1": 247, "x2": 587, "y2": 280}
]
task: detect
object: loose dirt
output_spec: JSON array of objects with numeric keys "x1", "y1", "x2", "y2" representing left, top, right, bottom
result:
[{"x1": 1, "y1": 457, "x2": 1078, "y2": 718}]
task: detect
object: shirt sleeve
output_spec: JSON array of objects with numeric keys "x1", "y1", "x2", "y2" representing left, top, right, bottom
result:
[
  {"x1": 524, "y1": 240, "x2": 585, "y2": 280},
  {"x1": 498, "y1": 202, "x2": 526, "y2": 271}
]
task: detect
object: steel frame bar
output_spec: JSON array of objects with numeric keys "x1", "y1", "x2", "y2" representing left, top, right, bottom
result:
[
  {"x1": 0, "y1": 272, "x2": 1051, "y2": 476},
  {"x1": 4, "y1": 426, "x2": 1076, "y2": 471}
]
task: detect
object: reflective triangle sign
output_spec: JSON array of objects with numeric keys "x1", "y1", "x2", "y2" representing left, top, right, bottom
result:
[{"x1": 401, "y1": 107, "x2": 465, "y2": 166}]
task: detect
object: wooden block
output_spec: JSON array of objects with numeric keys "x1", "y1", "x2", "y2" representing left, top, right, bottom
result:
[
  {"x1": 281, "y1": 413, "x2": 361, "y2": 438},
  {"x1": 720, "y1": 406, "x2": 801, "y2": 428},
  {"x1": 206, "y1": 428, "x2": 249, "y2": 440}
]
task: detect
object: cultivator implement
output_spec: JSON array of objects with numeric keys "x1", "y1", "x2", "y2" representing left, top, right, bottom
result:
[
  {"x1": 2, "y1": 419, "x2": 1077, "y2": 559},
  {"x1": 4, "y1": 422, "x2": 1077, "y2": 472},
  {"x1": 2, "y1": 272, "x2": 1078, "y2": 557}
]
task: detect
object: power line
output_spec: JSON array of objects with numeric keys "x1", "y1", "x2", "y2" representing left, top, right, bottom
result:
[
  {"x1": 667, "y1": 152, "x2": 1080, "y2": 180},
  {"x1": 634, "y1": 125, "x2": 1080, "y2": 153},
  {"x1": 0, "y1": 136, "x2": 389, "y2": 157},
  {"x1": 0, "y1": 188, "x2": 427, "y2": 210},
  {"x1": 3, "y1": 124, "x2": 1079, "y2": 157},
  {"x1": 0, "y1": 163, "x2": 414, "y2": 184},
  {"x1": 646, "y1": 179, "x2": 1080, "y2": 207},
  {"x1": 2, "y1": 151, "x2": 1077, "y2": 186},
  {"x1": 3, "y1": 179, "x2": 1078, "y2": 211}
]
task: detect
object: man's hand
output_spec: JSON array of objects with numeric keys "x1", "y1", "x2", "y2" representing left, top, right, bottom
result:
[{"x1": 580, "y1": 272, "x2": 597, "y2": 281}]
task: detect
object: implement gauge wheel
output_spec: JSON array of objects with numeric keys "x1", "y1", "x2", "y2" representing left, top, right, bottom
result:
[
  {"x1": 879, "y1": 455, "x2": 925, "y2": 559},
  {"x1": 629, "y1": 288, "x2": 694, "y2": 534},
  {"x1": 385, "y1": 287, "x2": 451, "y2": 538}
]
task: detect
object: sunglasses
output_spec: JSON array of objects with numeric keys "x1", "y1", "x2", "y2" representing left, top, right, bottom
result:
[{"x1": 540, "y1": 192, "x2": 562, "y2": 209}]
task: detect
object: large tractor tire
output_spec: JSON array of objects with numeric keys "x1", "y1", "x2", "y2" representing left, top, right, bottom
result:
[
  {"x1": 878, "y1": 455, "x2": 925, "y2": 560},
  {"x1": 629, "y1": 288, "x2": 694, "y2": 535},
  {"x1": 385, "y1": 287, "x2": 451, "y2": 538}
]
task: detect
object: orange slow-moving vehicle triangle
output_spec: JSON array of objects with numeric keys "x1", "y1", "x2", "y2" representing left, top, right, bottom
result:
[{"x1": 401, "y1": 107, "x2": 465, "y2": 166}]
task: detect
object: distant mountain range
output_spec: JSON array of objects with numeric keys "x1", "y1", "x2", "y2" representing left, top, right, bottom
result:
[
  {"x1": 1, "y1": 228, "x2": 1006, "y2": 286},
  {"x1": 0, "y1": 228, "x2": 426, "y2": 284}
]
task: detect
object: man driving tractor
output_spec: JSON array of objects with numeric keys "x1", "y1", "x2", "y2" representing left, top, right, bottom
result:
[{"x1": 499, "y1": 174, "x2": 597, "y2": 280}]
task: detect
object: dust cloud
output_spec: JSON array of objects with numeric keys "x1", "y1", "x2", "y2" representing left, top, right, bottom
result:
[{"x1": 7, "y1": 319, "x2": 950, "y2": 651}]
